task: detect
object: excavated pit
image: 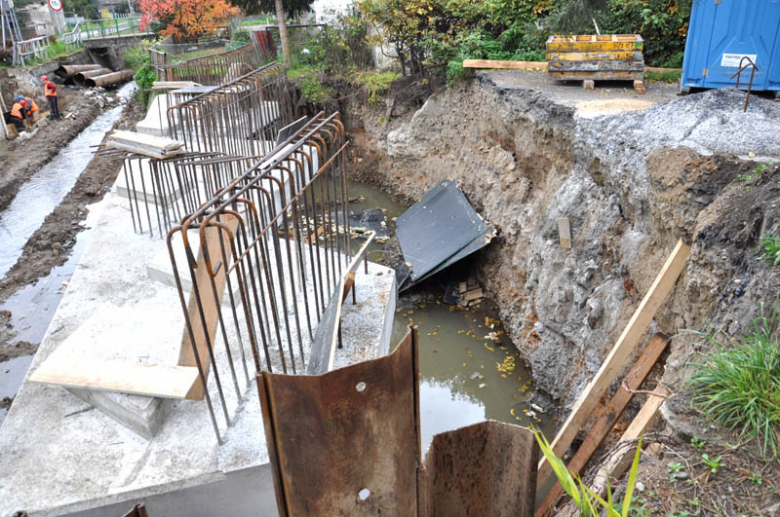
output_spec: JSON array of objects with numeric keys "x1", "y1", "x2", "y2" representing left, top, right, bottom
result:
[{"x1": 347, "y1": 72, "x2": 780, "y2": 428}]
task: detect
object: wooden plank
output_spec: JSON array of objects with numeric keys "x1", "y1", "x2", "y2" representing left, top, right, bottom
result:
[
  {"x1": 590, "y1": 386, "x2": 670, "y2": 497},
  {"x1": 151, "y1": 81, "x2": 201, "y2": 91},
  {"x1": 557, "y1": 218, "x2": 571, "y2": 248},
  {"x1": 548, "y1": 60, "x2": 644, "y2": 72},
  {"x1": 109, "y1": 130, "x2": 185, "y2": 152},
  {"x1": 546, "y1": 51, "x2": 643, "y2": 62},
  {"x1": 549, "y1": 71, "x2": 643, "y2": 81},
  {"x1": 30, "y1": 355, "x2": 201, "y2": 399},
  {"x1": 106, "y1": 140, "x2": 186, "y2": 160},
  {"x1": 534, "y1": 335, "x2": 670, "y2": 515},
  {"x1": 178, "y1": 214, "x2": 240, "y2": 400},
  {"x1": 462, "y1": 59, "x2": 547, "y2": 70},
  {"x1": 307, "y1": 232, "x2": 376, "y2": 374},
  {"x1": 463, "y1": 288, "x2": 483, "y2": 301},
  {"x1": 537, "y1": 239, "x2": 689, "y2": 482}
]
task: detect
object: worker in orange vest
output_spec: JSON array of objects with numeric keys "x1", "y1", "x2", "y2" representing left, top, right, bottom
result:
[
  {"x1": 4, "y1": 99, "x2": 27, "y2": 131},
  {"x1": 20, "y1": 95, "x2": 39, "y2": 119},
  {"x1": 41, "y1": 75, "x2": 60, "y2": 119}
]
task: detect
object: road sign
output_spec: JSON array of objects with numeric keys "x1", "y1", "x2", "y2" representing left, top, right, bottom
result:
[{"x1": 48, "y1": 0, "x2": 62, "y2": 11}]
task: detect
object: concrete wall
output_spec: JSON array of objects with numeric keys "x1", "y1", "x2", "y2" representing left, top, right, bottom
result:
[
  {"x1": 19, "y1": 3, "x2": 65, "y2": 36},
  {"x1": 84, "y1": 34, "x2": 148, "y2": 70}
]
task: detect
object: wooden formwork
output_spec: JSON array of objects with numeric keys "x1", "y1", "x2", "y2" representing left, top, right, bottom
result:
[{"x1": 546, "y1": 34, "x2": 646, "y2": 93}]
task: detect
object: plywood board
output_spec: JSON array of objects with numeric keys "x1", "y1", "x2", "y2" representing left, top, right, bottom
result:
[
  {"x1": 30, "y1": 356, "x2": 200, "y2": 399},
  {"x1": 178, "y1": 214, "x2": 240, "y2": 399},
  {"x1": 537, "y1": 239, "x2": 689, "y2": 482}
]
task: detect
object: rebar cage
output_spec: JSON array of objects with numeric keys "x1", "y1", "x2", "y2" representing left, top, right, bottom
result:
[
  {"x1": 154, "y1": 43, "x2": 264, "y2": 86},
  {"x1": 168, "y1": 113, "x2": 352, "y2": 443}
]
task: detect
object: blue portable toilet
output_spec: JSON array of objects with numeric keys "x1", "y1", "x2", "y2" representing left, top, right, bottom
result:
[{"x1": 681, "y1": 0, "x2": 780, "y2": 96}]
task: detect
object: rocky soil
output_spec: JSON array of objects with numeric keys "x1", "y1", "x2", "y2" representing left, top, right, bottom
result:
[{"x1": 346, "y1": 73, "x2": 780, "y2": 512}]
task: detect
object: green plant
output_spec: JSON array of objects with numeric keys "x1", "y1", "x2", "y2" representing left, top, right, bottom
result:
[
  {"x1": 134, "y1": 64, "x2": 158, "y2": 107},
  {"x1": 667, "y1": 461, "x2": 684, "y2": 473},
  {"x1": 356, "y1": 70, "x2": 401, "y2": 104},
  {"x1": 690, "y1": 436, "x2": 706, "y2": 451},
  {"x1": 688, "y1": 296, "x2": 780, "y2": 459},
  {"x1": 534, "y1": 428, "x2": 643, "y2": 517},
  {"x1": 759, "y1": 234, "x2": 780, "y2": 267},
  {"x1": 688, "y1": 497, "x2": 700, "y2": 507},
  {"x1": 701, "y1": 453, "x2": 722, "y2": 474},
  {"x1": 124, "y1": 42, "x2": 153, "y2": 72},
  {"x1": 748, "y1": 472, "x2": 763, "y2": 485}
]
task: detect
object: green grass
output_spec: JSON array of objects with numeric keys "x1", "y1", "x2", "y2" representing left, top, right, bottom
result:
[
  {"x1": 239, "y1": 15, "x2": 275, "y2": 26},
  {"x1": 356, "y1": 70, "x2": 401, "y2": 105},
  {"x1": 759, "y1": 234, "x2": 780, "y2": 267},
  {"x1": 645, "y1": 70, "x2": 681, "y2": 83},
  {"x1": 687, "y1": 298, "x2": 780, "y2": 459}
]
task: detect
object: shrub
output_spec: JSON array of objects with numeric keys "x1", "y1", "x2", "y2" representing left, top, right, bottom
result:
[
  {"x1": 688, "y1": 297, "x2": 780, "y2": 459},
  {"x1": 124, "y1": 43, "x2": 152, "y2": 72},
  {"x1": 356, "y1": 70, "x2": 401, "y2": 104},
  {"x1": 134, "y1": 64, "x2": 158, "y2": 106}
]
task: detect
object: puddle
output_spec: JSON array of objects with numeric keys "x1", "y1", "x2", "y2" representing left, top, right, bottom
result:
[
  {"x1": 351, "y1": 181, "x2": 554, "y2": 452},
  {"x1": 0, "y1": 82, "x2": 135, "y2": 277}
]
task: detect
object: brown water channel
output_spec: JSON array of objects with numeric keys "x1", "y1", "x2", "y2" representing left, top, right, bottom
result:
[{"x1": 348, "y1": 182, "x2": 555, "y2": 453}]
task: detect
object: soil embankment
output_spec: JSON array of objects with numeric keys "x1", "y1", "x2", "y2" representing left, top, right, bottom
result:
[{"x1": 347, "y1": 74, "x2": 780, "y2": 513}]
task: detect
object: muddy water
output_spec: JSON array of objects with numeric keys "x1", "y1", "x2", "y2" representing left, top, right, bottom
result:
[
  {"x1": 0, "y1": 83, "x2": 135, "y2": 277},
  {"x1": 350, "y1": 182, "x2": 554, "y2": 453}
]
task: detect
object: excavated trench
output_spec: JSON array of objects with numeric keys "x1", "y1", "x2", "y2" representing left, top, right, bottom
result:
[{"x1": 345, "y1": 73, "x2": 780, "y2": 446}]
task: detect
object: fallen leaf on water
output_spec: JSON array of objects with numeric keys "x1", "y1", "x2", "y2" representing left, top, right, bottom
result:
[
  {"x1": 469, "y1": 372, "x2": 480, "y2": 380},
  {"x1": 478, "y1": 383, "x2": 486, "y2": 389},
  {"x1": 462, "y1": 362, "x2": 466, "y2": 367}
]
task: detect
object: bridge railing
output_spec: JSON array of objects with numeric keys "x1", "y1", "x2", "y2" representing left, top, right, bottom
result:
[
  {"x1": 12, "y1": 35, "x2": 51, "y2": 66},
  {"x1": 75, "y1": 16, "x2": 143, "y2": 40}
]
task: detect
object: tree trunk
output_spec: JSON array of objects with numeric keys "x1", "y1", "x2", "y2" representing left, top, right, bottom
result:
[{"x1": 274, "y1": 0, "x2": 292, "y2": 69}]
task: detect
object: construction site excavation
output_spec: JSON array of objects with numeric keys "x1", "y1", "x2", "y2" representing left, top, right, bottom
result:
[{"x1": 2, "y1": 2, "x2": 780, "y2": 515}]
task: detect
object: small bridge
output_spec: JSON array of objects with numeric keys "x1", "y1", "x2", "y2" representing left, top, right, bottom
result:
[{"x1": 83, "y1": 33, "x2": 153, "y2": 70}]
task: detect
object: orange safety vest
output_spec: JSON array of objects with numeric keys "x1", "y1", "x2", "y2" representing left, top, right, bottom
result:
[
  {"x1": 10, "y1": 102, "x2": 23, "y2": 119},
  {"x1": 44, "y1": 81, "x2": 57, "y2": 97},
  {"x1": 24, "y1": 97, "x2": 39, "y2": 113}
]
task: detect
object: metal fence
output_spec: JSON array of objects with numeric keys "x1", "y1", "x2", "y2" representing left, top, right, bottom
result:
[
  {"x1": 152, "y1": 42, "x2": 263, "y2": 85},
  {"x1": 71, "y1": 16, "x2": 144, "y2": 40},
  {"x1": 12, "y1": 35, "x2": 50, "y2": 66}
]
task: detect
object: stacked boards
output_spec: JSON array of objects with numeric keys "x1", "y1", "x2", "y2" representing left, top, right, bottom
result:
[{"x1": 546, "y1": 34, "x2": 645, "y2": 93}]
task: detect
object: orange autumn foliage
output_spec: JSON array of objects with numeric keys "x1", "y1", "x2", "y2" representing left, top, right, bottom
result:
[{"x1": 139, "y1": 0, "x2": 240, "y2": 38}]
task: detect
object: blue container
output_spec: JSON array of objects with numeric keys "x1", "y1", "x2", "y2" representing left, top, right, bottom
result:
[{"x1": 681, "y1": 0, "x2": 780, "y2": 94}]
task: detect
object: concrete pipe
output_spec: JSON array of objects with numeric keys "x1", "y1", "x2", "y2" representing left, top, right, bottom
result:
[
  {"x1": 74, "y1": 68, "x2": 113, "y2": 86},
  {"x1": 54, "y1": 64, "x2": 104, "y2": 82},
  {"x1": 85, "y1": 70, "x2": 135, "y2": 88}
]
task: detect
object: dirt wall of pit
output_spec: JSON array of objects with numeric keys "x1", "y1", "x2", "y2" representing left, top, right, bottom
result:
[{"x1": 348, "y1": 74, "x2": 780, "y2": 420}]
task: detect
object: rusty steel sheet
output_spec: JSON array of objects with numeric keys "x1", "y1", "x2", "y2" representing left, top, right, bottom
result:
[
  {"x1": 419, "y1": 421, "x2": 538, "y2": 517},
  {"x1": 258, "y1": 328, "x2": 421, "y2": 517}
]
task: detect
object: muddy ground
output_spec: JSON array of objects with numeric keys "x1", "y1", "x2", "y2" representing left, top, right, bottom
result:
[
  {"x1": 0, "y1": 93, "x2": 145, "y2": 362},
  {"x1": 0, "y1": 88, "x2": 104, "y2": 211}
]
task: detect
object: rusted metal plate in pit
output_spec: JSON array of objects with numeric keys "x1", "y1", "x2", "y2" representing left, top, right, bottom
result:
[
  {"x1": 259, "y1": 330, "x2": 420, "y2": 517},
  {"x1": 419, "y1": 421, "x2": 538, "y2": 517}
]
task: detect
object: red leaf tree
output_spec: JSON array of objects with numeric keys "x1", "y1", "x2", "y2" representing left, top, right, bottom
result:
[{"x1": 139, "y1": 0, "x2": 240, "y2": 38}]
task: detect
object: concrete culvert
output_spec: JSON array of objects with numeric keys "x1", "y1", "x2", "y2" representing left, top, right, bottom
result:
[
  {"x1": 85, "y1": 70, "x2": 134, "y2": 88},
  {"x1": 74, "y1": 68, "x2": 113, "y2": 86}
]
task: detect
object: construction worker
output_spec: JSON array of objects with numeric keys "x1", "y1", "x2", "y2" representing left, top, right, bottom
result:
[
  {"x1": 20, "y1": 94, "x2": 39, "y2": 121},
  {"x1": 41, "y1": 75, "x2": 60, "y2": 119},
  {"x1": 4, "y1": 99, "x2": 27, "y2": 131}
]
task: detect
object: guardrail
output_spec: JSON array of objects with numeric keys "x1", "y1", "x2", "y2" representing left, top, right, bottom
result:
[
  {"x1": 62, "y1": 22, "x2": 84, "y2": 52},
  {"x1": 74, "y1": 16, "x2": 143, "y2": 40},
  {"x1": 12, "y1": 35, "x2": 51, "y2": 66}
]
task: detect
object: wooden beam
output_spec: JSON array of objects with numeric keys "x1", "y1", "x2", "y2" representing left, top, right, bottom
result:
[
  {"x1": 534, "y1": 334, "x2": 669, "y2": 516},
  {"x1": 557, "y1": 218, "x2": 571, "y2": 249},
  {"x1": 462, "y1": 59, "x2": 548, "y2": 70},
  {"x1": 590, "y1": 386, "x2": 670, "y2": 498},
  {"x1": 30, "y1": 356, "x2": 201, "y2": 399},
  {"x1": 178, "y1": 214, "x2": 240, "y2": 400},
  {"x1": 537, "y1": 239, "x2": 689, "y2": 482}
]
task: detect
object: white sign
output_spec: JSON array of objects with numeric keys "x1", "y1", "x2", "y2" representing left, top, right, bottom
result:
[
  {"x1": 48, "y1": 0, "x2": 62, "y2": 11},
  {"x1": 721, "y1": 53, "x2": 757, "y2": 67}
]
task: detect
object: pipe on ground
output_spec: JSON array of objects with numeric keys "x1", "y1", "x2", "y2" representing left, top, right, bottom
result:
[
  {"x1": 54, "y1": 64, "x2": 103, "y2": 79},
  {"x1": 74, "y1": 68, "x2": 113, "y2": 86},
  {"x1": 85, "y1": 70, "x2": 135, "y2": 88}
]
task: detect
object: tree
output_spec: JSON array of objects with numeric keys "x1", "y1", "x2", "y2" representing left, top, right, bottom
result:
[
  {"x1": 547, "y1": 0, "x2": 609, "y2": 34},
  {"x1": 138, "y1": 0, "x2": 240, "y2": 38},
  {"x1": 63, "y1": 0, "x2": 99, "y2": 19},
  {"x1": 239, "y1": 0, "x2": 314, "y2": 68}
]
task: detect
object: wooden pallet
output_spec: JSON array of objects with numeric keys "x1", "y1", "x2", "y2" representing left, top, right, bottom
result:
[{"x1": 547, "y1": 34, "x2": 646, "y2": 94}]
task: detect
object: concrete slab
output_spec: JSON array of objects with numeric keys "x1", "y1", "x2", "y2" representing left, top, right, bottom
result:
[
  {"x1": 135, "y1": 93, "x2": 171, "y2": 137},
  {"x1": 0, "y1": 181, "x2": 396, "y2": 516}
]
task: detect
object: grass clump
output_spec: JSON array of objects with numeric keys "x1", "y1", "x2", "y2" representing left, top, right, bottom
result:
[
  {"x1": 356, "y1": 70, "x2": 401, "y2": 105},
  {"x1": 644, "y1": 70, "x2": 681, "y2": 83},
  {"x1": 759, "y1": 234, "x2": 780, "y2": 267},
  {"x1": 688, "y1": 298, "x2": 780, "y2": 459}
]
